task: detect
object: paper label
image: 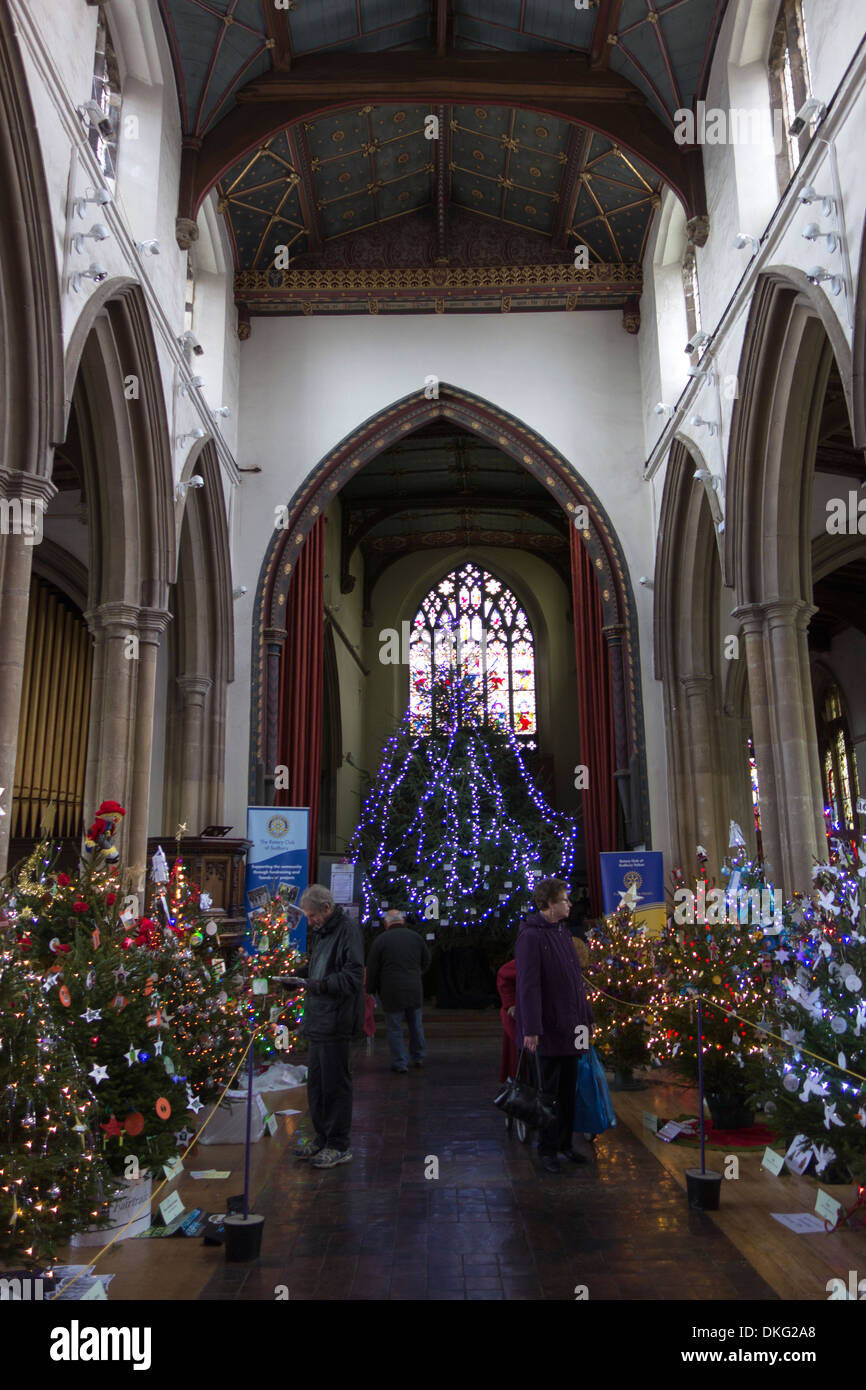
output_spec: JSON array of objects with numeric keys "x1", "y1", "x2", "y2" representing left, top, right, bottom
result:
[
  {"x1": 158, "y1": 1190, "x2": 185, "y2": 1226},
  {"x1": 771, "y1": 1211, "x2": 826, "y2": 1234},
  {"x1": 761, "y1": 1147, "x2": 785, "y2": 1176},
  {"x1": 642, "y1": 1112, "x2": 659, "y2": 1133},
  {"x1": 815, "y1": 1189, "x2": 842, "y2": 1224},
  {"x1": 657, "y1": 1120, "x2": 684, "y2": 1142},
  {"x1": 190, "y1": 1170, "x2": 231, "y2": 1179},
  {"x1": 265, "y1": 1113, "x2": 278, "y2": 1137},
  {"x1": 80, "y1": 1279, "x2": 108, "y2": 1301},
  {"x1": 255, "y1": 1093, "x2": 267, "y2": 1119},
  {"x1": 163, "y1": 1158, "x2": 184, "y2": 1183},
  {"x1": 252, "y1": 978, "x2": 269, "y2": 995}
]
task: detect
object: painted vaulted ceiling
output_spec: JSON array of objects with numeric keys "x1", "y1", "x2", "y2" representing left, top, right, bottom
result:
[{"x1": 157, "y1": 0, "x2": 728, "y2": 315}]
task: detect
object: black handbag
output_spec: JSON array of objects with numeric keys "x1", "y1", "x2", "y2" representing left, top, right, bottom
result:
[{"x1": 494, "y1": 1048, "x2": 557, "y2": 1131}]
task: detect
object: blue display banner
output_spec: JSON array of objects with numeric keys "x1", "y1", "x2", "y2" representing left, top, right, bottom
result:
[
  {"x1": 599, "y1": 851, "x2": 666, "y2": 937},
  {"x1": 245, "y1": 807, "x2": 310, "y2": 952}
]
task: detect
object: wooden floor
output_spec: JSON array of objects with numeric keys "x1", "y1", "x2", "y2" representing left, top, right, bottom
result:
[
  {"x1": 33, "y1": 1031, "x2": 863, "y2": 1302},
  {"x1": 611, "y1": 1076, "x2": 864, "y2": 1301}
]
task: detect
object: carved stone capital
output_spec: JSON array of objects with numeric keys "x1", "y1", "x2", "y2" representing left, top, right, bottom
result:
[
  {"x1": 0, "y1": 469, "x2": 57, "y2": 505},
  {"x1": 264, "y1": 626, "x2": 287, "y2": 648},
  {"x1": 176, "y1": 673, "x2": 213, "y2": 705},
  {"x1": 84, "y1": 601, "x2": 142, "y2": 639},
  {"x1": 175, "y1": 217, "x2": 199, "y2": 251},
  {"x1": 686, "y1": 214, "x2": 710, "y2": 248}
]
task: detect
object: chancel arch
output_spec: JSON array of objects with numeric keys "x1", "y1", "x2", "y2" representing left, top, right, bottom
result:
[{"x1": 251, "y1": 385, "x2": 650, "y2": 906}]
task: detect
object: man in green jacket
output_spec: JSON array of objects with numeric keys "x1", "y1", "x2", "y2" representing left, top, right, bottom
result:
[{"x1": 366, "y1": 909, "x2": 432, "y2": 1073}]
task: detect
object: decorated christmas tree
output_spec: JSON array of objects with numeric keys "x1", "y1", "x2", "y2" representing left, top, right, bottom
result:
[
  {"x1": 655, "y1": 829, "x2": 781, "y2": 1123},
  {"x1": 237, "y1": 883, "x2": 307, "y2": 1061},
  {"x1": 0, "y1": 900, "x2": 109, "y2": 1264},
  {"x1": 586, "y1": 892, "x2": 663, "y2": 1085},
  {"x1": 144, "y1": 856, "x2": 248, "y2": 1103},
  {"x1": 751, "y1": 842, "x2": 866, "y2": 1182},
  {"x1": 349, "y1": 671, "x2": 578, "y2": 944}
]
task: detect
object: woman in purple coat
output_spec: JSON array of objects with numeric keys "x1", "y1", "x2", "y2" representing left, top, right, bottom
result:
[{"x1": 515, "y1": 877, "x2": 594, "y2": 1173}]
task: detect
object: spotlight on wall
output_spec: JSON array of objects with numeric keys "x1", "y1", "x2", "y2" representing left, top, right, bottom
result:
[
  {"x1": 70, "y1": 263, "x2": 108, "y2": 292},
  {"x1": 136, "y1": 239, "x2": 161, "y2": 256},
  {"x1": 179, "y1": 377, "x2": 205, "y2": 396},
  {"x1": 211, "y1": 406, "x2": 231, "y2": 418},
  {"x1": 685, "y1": 330, "x2": 710, "y2": 353},
  {"x1": 77, "y1": 100, "x2": 114, "y2": 141},
  {"x1": 733, "y1": 232, "x2": 760, "y2": 254},
  {"x1": 716, "y1": 520, "x2": 726, "y2": 533},
  {"x1": 687, "y1": 367, "x2": 713, "y2": 381},
  {"x1": 232, "y1": 586, "x2": 247, "y2": 599},
  {"x1": 690, "y1": 416, "x2": 719, "y2": 436},
  {"x1": 653, "y1": 403, "x2": 675, "y2": 418},
  {"x1": 638, "y1": 576, "x2": 654, "y2": 589},
  {"x1": 806, "y1": 265, "x2": 843, "y2": 294},
  {"x1": 71, "y1": 224, "x2": 110, "y2": 254},
  {"x1": 176, "y1": 429, "x2": 206, "y2": 450},
  {"x1": 694, "y1": 469, "x2": 721, "y2": 490},
  {"x1": 175, "y1": 474, "x2": 205, "y2": 501},
  {"x1": 73, "y1": 186, "x2": 113, "y2": 218},
  {"x1": 798, "y1": 185, "x2": 835, "y2": 217},
  {"x1": 802, "y1": 222, "x2": 838, "y2": 252},
  {"x1": 788, "y1": 97, "x2": 825, "y2": 137}
]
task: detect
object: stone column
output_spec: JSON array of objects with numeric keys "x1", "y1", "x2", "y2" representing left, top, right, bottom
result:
[
  {"x1": 83, "y1": 601, "x2": 144, "y2": 864},
  {"x1": 0, "y1": 470, "x2": 56, "y2": 870},
  {"x1": 764, "y1": 599, "x2": 822, "y2": 891},
  {"x1": 680, "y1": 673, "x2": 723, "y2": 873},
  {"x1": 126, "y1": 608, "x2": 172, "y2": 891},
  {"x1": 176, "y1": 673, "x2": 213, "y2": 836},
  {"x1": 733, "y1": 603, "x2": 783, "y2": 883},
  {"x1": 264, "y1": 626, "x2": 287, "y2": 805},
  {"x1": 794, "y1": 603, "x2": 830, "y2": 855}
]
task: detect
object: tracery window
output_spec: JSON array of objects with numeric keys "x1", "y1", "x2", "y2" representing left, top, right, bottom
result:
[
  {"x1": 747, "y1": 736, "x2": 763, "y2": 859},
  {"x1": 819, "y1": 683, "x2": 858, "y2": 831},
  {"x1": 769, "y1": 0, "x2": 812, "y2": 194},
  {"x1": 408, "y1": 562, "x2": 536, "y2": 746},
  {"x1": 89, "y1": 12, "x2": 122, "y2": 183}
]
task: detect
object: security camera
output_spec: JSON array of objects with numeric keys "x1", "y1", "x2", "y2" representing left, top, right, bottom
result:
[
  {"x1": 188, "y1": 475, "x2": 204, "y2": 489},
  {"x1": 638, "y1": 576, "x2": 653, "y2": 588},
  {"x1": 685, "y1": 330, "x2": 710, "y2": 353},
  {"x1": 179, "y1": 330, "x2": 203, "y2": 357},
  {"x1": 78, "y1": 100, "x2": 114, "y2": 141},
  {"x1": 788, "y1": 98, "x2": 825, "y2": 137}
]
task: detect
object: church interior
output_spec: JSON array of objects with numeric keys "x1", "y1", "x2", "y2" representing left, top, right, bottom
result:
[{"x1": 1, "y1": 0, "x2": 865, "y2": 1327}]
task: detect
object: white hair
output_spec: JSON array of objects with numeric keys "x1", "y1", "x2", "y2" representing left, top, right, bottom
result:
[{"x1": 299, "y1": 884, "x2": 335, "y2": 915}]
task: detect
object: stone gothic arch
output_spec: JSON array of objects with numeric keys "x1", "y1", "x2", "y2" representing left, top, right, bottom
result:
[
  {"x1": 725, "y1": 271, "x2": 855, "y2": 891},
  {"x1": 250, "y1": 384, "x2": 650, "y2": 847},
  {"x1": 0, "y1": 3, "x2": 66, "y2": 868}
]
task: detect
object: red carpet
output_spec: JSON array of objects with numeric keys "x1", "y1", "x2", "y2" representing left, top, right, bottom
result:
[{"x1": 672, "y1": 1119, "x2": 779, "y2": 1151}]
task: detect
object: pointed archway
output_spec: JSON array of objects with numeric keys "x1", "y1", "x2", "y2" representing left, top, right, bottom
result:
[{"x1": 250, "y1": 384, "x2": 650, "y2": 855}]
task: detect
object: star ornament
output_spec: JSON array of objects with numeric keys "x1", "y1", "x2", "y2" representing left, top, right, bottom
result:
[
  {"x1": 89, "y1": 1063, "x2": 109, "y2": 1086},
  {"x1": 124, "y1": 1046, "x2": 141, "y2": 1068},
  {"x1": 100, "y1": 1115, "x2": 123, "y2": 1139},
  {"x1": 186, "y1": 1092, "x2": 204, "y2": 1115},
  {"x1": 80, "y1": 1008, "x2": 102, "y2": 1023}
]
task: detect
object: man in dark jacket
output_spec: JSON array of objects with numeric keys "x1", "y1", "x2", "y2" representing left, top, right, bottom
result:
[
  {"x1": 289, "y1": 884, "x2": 364, "y2": 1168},
  {"x1": 365, "y1": 909, "x2": 431, "y2": 1073},
  {"x1": 515, "y1": 877, "x2": 594, "y2": 1174}
]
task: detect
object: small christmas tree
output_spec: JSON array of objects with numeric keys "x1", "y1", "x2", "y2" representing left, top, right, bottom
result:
[
  {"x1": 751, "y1": 843, "x2": 866, "y2": 1182},
  {"x1": 349, "y1": 671, "x2": 578, "y2": 944},
  {"x1": 238, "y1": 886, "x2": 307, "y2": 1062},
  {"x1": 587, "y1": 894, "x2": 663, "y2": 1084},
  {"x1": 656, "y1": 832, "x2": 779, "y2": 1120}
]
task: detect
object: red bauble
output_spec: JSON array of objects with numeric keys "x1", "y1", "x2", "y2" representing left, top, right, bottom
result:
[{"x1": 124, "y1": 1112, "x2": 145, "y2": 1137}]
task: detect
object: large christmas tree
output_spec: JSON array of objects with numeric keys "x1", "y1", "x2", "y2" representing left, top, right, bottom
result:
[
  {"x1": 349, "y1": 671, "x2": 578, "y2": 942},
  {"x1": 588, "y1": 897, "x2": 663, "y2": 1084}
]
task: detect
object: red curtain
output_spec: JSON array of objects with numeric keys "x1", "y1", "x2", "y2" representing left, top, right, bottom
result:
[
  {"x1": 276, "y1": 517, "x2": 324, "y2": 878},
  {"x1": 569, "y1": 528, "x2": 617, "y2": 916}
]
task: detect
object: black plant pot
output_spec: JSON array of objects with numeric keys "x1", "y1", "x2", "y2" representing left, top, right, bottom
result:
[
  {"x1": 706, "y1": 1093, "x2": 754, "y2": 1130},
  {"x1": 686, "y1": 1167, "x2": 722, "y2": 1211},
  {"x1": 612, "y1": 1068, "x2": 646, "y2": 1091},
  {"x1": 224, "y1": 1213, "x2": 265, "y2": 1262}
]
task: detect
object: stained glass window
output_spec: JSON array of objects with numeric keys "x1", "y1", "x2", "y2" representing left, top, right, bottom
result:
[
  {"x1": 408, "y1": 562, "x2": 536, "y2": 745},
  {"x1": 747, "y1": 736, "x2": 763, "y2": 859},
  {"x1": 819, "y1": 683, "x2": 858, "y2": 831}
]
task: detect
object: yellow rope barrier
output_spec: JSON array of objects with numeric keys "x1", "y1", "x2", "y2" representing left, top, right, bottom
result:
[
  {"x1": 48, "y1": 1022, "x2": 275, "y2": 1300},
  {"x1": 584, "y1": 977, "x2": 866, "y2": 1085}
]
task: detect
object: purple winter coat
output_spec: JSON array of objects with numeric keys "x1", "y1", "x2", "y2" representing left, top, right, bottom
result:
[{"x1": 514, "y1": 911, "x2": 593, "y2": 1057}]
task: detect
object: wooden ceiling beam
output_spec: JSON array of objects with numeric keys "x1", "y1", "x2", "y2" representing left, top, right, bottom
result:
[
  {"x1": 262, "y1": 1, "x2": 293, "y2": 70},
  {"x1": 182, "y1": 52, "x2": 705, "y2": 223},
  {"x1": 589, "y1": 0, "x2": 624, "y2": 71}
]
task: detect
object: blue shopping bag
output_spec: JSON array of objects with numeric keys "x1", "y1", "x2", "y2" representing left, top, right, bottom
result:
[{"x1": 573, "y1": 1046, "x2": 616, "y2": 1136}]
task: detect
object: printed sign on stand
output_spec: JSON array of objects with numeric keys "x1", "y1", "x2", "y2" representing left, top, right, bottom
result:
[
  {"x1": 600, "y1": 851, "x2": 666, "y2": 937},
  {"x1": 245, "y1": 806, "x2": 310, "y2": 952}
]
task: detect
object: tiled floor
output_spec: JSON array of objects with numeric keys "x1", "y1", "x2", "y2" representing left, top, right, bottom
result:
[{"x1": 199, "y1": 1033, "x2": 779, "y2": 1301}]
